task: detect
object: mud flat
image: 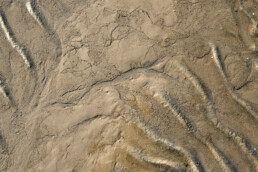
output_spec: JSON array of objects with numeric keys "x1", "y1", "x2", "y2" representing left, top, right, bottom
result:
[{"x1": 0, "y1": 0, "x2": 257, "y2": 171}]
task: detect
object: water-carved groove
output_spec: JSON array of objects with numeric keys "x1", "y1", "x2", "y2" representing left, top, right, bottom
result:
[
  {"x1": 152, "y1": 91, "x2": 236, "y2": 172},
  {"x1": 173, "y1": 61, "x2": 258, "y2": 170},
  {"x1": 132, "y1": 119, "x2": 203, "y2": 172},
  {"x1": 25, "y1": 0, "x2": 63, "y2": 64},
  {"x1": 23, "y1": 0, "x2": 63, "y2": 111},
  {"x1": 25, "y1": 0, "x2": 44, "y2": 28},
  {"x1": 210, "y1": 43, "x2": 258, "y2": 120},
  {"x1": 0, "y1": 79, "x2": 10, "y2": 103},
  {"x1": 0, "y1": 9, "x2": 31, "y2": 68},
  {"x1": 126, "y1": 146, "x2": 185, "y2": 171}
]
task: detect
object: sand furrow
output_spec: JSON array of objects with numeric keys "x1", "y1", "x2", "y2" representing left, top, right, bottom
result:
[
  {"x1": 151, "y1": 90, "x2": 235, "y2": 172},
  {"x1": 0, "y1": 80, "x2": 10, "y2": 103},
  {"x1": 133, "y1": 119, "x2": 203, "y2": 172},
  {"x1": 210, "y1": 43, "x2": 258, "y2": 120},
  {"x1": 0, "y1": 10, "x2": 31, "y2": 68},
  {"x1": 126, "y1": 146, "x2": 184, "y2": 171},
  {"x1": 174, "y1": 61, "x2": 258, "y2": 170},
  {"x1": 25, "y1": 0, "x2": 44, "y2": 29}
]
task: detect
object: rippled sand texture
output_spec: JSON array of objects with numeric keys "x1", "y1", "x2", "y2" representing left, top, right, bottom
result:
[{"x1": 0, "y1": 0, "x2": 257, "y2": 171}]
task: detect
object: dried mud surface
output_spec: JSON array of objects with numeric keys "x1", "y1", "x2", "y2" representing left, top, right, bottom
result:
[{"x1": 0, "y1": 0, "x2": 258, "y2": 172}]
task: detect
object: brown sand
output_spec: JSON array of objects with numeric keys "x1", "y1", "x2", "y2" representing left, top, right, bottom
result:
[{"x1": 0, "y1": 0, "x2": 257, "y2": 171}]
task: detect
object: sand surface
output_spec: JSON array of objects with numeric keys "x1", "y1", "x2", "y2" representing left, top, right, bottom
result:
[{"x1": 0, "y1": 0, "x2": 257, "y2": 171}]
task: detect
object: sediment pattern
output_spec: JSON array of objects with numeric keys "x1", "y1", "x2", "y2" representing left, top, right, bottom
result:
[
  {"x1": 0, "y1": 0, "x2": 257, "y2": 172},
  {"x1": 133, "y1": 119, "x2": 203, "y2": 172},
  {"x1": 25, "y1": 0, "x2": 44, "y2": 28},
  {"x1": 210, "y1": 43, "x2": 258, "y2": 120},
  {"x1": 0, "y1": 10, "x2": 31, "y2": 68},
  {"x1": 0, "y1": 80, "x2": 9, "y2": 103},
  {"x1": 174, "y1": 61, "x2": 258, "y2": 171}
]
